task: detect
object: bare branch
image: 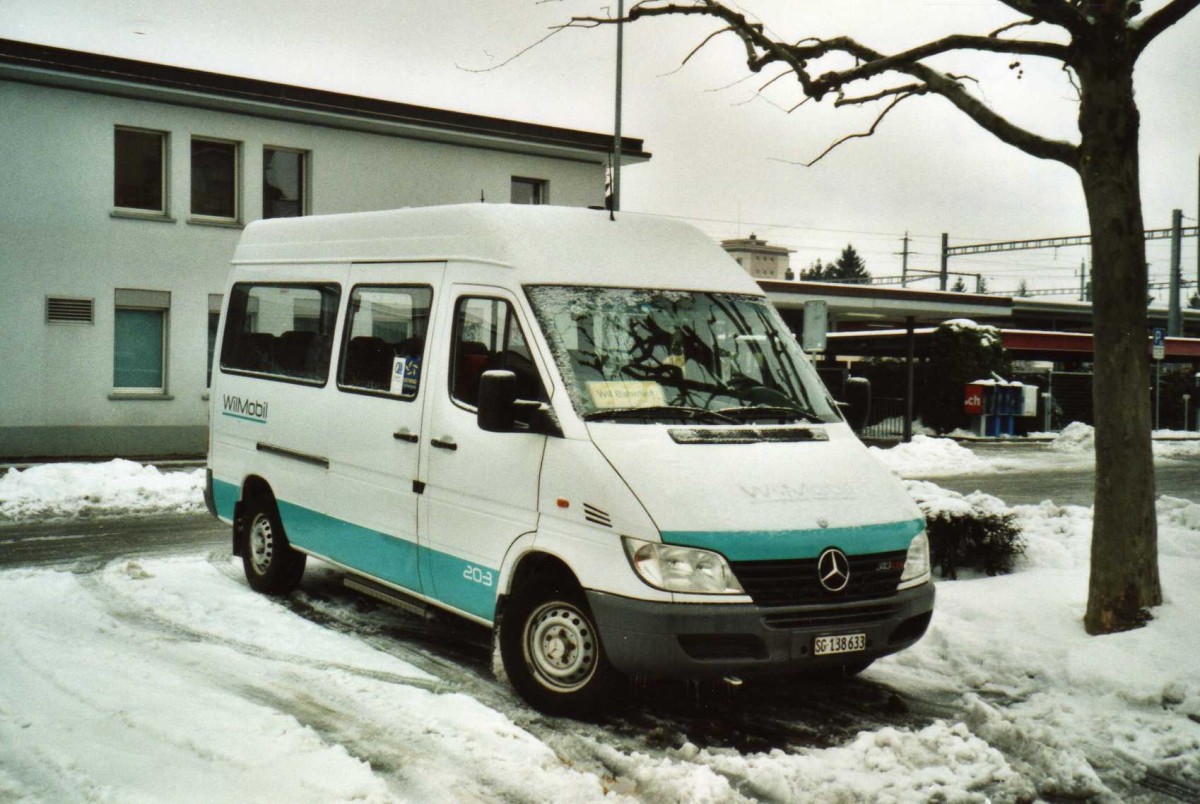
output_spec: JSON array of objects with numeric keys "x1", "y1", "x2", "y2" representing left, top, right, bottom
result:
[
  {"x1": 456, "y1": 26, "x2": 566, "y2": 73},
  {"x1": 1132, "y1": 0, "x2": 1200, "y2": 56},
  {"x1": 806, "y1": 33, "x2": 1068, "y2": 95},
  {"x1": 800, "y1": 91, "x2": 921, "y2": 166},
  {"x1": 569, "y1": 1, "x2": 1080, "y2": 168},
  {"x1": 757, "y1": 69, "x2": 791, "y2": 93},
  {"x1": 833, "y1": 83, "x2": 925, "y2": 107},
  {"x1": 703, "y1": 71, "x2": 760, "y2": 93},
  {"x1": 988, "y1": 18, "x2": 1043, "y2": 37},
  {"x1": 681, "y1": 26, "x2": 735, "y2": 67},
  {"x1": 1062, "y1": 62, "x2": 1081, "y2": 100}
]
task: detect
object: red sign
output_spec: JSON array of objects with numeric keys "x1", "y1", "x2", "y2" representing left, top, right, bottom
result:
[{"x1": 964, "y1": 383, "x2": 985, "y2": 415}]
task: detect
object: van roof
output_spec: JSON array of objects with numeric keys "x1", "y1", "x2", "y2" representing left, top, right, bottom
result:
[{"x1": 233, "y1": 204, "x2": 764, "y2": 295}]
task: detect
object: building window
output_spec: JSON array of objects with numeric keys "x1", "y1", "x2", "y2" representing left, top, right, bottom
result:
[
  {"x1": 263, "y1": 148, "x2": 307, "y2": 219},
  {"x1": 510, "y1": 177, "x2": 547, "y2": 205},
  {"x1": 113, "y1": 289, "x2": 170, "y2": 393},
  {"x1": 191, "y1": 138, "x2": 240, "y2": 220},
  {"x1": 207, "y1": 294, "x2": 223, "y2": 387},
  {"x1": 114, "y1": 127, "x2": 167, "y2": 214}
]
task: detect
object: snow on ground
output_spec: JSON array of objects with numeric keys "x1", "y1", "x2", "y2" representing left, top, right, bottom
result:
[
  {"x1": 1, "y1": 448, "x2": 1198, "y2": 800},
  {"x1": 873, "y1": 423, "x2": 1200, "y2": 479},
  {"x1": 0, "y1": 557, "x2": 614, "y2": 803},
  {"x1": 0, "y1": 459, "x2": 204, "y2": 522}
]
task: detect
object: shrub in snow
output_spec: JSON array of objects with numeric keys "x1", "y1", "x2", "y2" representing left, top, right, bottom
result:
[{"x1": 905, "y1": 481, "x2": 1025, "y2": 579}]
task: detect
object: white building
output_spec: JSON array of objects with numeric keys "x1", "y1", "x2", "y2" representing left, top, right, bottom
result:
[
  {"x1": 721, "y1": 234, "x2": 795, "y2": 281},
  {"x1": 0, "y1": 38, "x2": 648, "y2": 459}
]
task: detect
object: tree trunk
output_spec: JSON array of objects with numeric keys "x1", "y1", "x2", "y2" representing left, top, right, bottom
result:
[{"x1": 1075, "y1": 40, "x2": 1162, "y2": 634}]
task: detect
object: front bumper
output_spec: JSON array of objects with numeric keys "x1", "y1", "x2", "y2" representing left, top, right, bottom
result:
[{"x1": 586, "y1": 581, "x2": 934, "y2": 678}]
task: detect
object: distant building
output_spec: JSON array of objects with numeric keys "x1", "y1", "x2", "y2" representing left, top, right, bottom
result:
[
  {"x1": 721, "y1": 234, "x2": 795, "y2": 281},
  {"x1": 0, "y1": 38, "x2": 648, "y2": 459}
]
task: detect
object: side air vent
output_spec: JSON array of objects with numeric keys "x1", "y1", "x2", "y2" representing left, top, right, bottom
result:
[
  {"x1": 583, "y1": 503, "x2": 612, "y2": 528},
  {"x1": 46, "y1": 296, "x2": 94, "y2": 324}
]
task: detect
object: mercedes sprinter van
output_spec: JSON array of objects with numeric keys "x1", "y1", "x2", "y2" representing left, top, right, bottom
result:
[{"x1": 206, "y1": 204, "x2": 933, "y2": 714}]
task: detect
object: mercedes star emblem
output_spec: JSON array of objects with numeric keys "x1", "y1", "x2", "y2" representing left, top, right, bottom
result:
[{"x1": 817, "y1": 547, "x2": 850, "y2": 593}]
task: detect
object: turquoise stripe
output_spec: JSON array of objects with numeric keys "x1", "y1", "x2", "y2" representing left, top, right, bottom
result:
[
  {"x1": 221, "y1": 411, "x2": 266, "y2": 424},
  {"x1": 425, "y1": 549, "x2": 498, "y2": 621},
  {"x1": 212, "y1": 478, "x2": 240, "y2": 520},
  {"x1": 277, "y1": 500, "x2": 423, "y2": 594},
  {"x1": 215, "y1": 480, "x2": 497, "y2": 621},
  {"x1": 662, "y1": 518, "x2": 925, "y2": 562}
]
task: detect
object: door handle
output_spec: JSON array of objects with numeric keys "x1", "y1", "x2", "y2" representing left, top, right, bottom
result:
[
  {"x1": 430, "y1": 437, "x2": 458, "y2": 451},
  {"x1": 393, "y1": 430, "x2": 419, "y2": 443}
]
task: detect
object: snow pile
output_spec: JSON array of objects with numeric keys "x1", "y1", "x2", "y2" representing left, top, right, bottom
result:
[
  {"x1": 1049, "y1": 421, "x2": 1095, "y2": 452},
  {"x1": 870, "y1": 435, "x2": 994, "y2": 478},
  {"x1": 903, "y1": 479, "x2": 1009, "y2": 522},
  {"x1": 1155, "y1": 435, "x2": 1200, "y2": 459},
  {"x1": 0, "y1": 460, "x2": 204, "y2": 522}
]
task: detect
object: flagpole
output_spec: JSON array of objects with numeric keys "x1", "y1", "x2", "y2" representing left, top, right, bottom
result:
[{"x1": 612, "y1": 0, "x2": 624, "y2": 213}]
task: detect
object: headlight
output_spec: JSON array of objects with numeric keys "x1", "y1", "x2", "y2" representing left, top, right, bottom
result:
[
  {"x1": 899, "y1": 531, "x2": 931, "y2": 588},
  {"x1": 622, "y1": 537, "x2": 746, "y2": 595}
]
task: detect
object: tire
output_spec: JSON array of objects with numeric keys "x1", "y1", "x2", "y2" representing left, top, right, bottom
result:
[
  {"x1": 499, "y1": 586, "x2": 618, "y2": 716},
  {"x1": 241, "y1": 496, "x2": 306, "y2": 595}
]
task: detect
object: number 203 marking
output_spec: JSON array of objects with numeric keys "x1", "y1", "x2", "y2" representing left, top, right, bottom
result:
[{"x1": 463, "y1": 565, "x2": 494, "y2": 587}]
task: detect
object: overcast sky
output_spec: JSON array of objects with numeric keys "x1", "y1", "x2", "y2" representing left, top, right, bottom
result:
[{"x1": 3, "y1": 0, "x2": 1198, "y2": 300}]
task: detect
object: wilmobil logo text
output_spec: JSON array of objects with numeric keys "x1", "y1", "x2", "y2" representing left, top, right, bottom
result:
[{"x1": 222, "y1": 395, "x2": 269, "y2": 424}]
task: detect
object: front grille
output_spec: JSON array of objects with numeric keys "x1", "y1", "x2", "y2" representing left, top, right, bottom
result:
[
  {"x1": 731, "y1": 550, "x2": 906, "y2": 607},
  {"x1": 762, "y1": 603, "x2": 899, "y2": 630}
]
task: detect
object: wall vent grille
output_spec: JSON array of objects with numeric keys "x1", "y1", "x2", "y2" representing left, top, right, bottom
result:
[{"x1": 46, "y1": 297, "x2": 94, "y2": 324}]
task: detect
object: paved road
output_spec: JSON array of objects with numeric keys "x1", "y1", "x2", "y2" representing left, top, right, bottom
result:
[
  {"x1": 926, "y1": 444, "x2": 1200, "y2": 506},
  {"x1": 0, "y1": 512, "x2": 227, "y2": 569}
]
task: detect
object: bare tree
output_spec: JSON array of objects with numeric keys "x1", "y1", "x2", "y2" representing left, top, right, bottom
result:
[{"x1": 570, "y1": 0, "x2": 1200, "y2": 634}]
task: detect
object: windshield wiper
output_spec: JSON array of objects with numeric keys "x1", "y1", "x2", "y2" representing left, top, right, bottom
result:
[
  {"x1": 716, "y1": 405, "x2": 825, "y2": 424},
  {"x1": 584, "y1": 405, "x2": 737, "y2": 424}
]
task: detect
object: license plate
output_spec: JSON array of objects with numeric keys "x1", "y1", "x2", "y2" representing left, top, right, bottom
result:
[{"x1": 814, "y1": 633, "x2": 866, "y2": 656}]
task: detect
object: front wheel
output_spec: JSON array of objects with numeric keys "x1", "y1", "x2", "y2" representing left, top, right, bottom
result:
[
  {"x1": 500, "y1": 588, "x2": 618, "y2": 716},
  {"x1": 241, "y1": 497, "x2": 306, "y2": 595}
]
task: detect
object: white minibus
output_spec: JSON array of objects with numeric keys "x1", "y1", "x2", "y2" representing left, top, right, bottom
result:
[{"x1": 206, "y1": 204, "x2": 933, "y2": 715}]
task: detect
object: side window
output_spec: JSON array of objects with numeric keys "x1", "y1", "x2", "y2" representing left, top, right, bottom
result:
[
  {"x1": 450, "y1": 297, "x2": 543, "y2": 407},
  {"x1": 220, "y1": 283, "x2": 340, "y2": 383},
  {"x1": 338, "y1": 286, "x2": 432, "y2": 398}
]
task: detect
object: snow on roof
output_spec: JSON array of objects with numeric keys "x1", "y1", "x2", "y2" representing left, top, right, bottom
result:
[{"x1": 232, "y1": 204, "x2": 764, "y2": 294}]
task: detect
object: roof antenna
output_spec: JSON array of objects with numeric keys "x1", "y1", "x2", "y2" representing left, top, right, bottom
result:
[{"x1": 480, "y1": 190, "x2": 485, "y2": 203}]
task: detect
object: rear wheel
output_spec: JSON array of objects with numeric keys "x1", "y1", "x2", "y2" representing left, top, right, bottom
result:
[
  {"x1": 241, "y1": 497, "x2": 306, "y2": 595},
  {"x1": 500, "y1": 586, "x2": 618, "y2": 716}
]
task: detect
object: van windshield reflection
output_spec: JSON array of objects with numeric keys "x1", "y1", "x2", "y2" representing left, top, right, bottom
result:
[{"x1": 525, "y1": 286, "x2": 839, "y2": 424}]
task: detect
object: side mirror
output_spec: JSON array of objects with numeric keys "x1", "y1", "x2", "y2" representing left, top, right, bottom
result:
[
  {"x1": 844, "y1": 376, "x2": 872, "y2": 430},
  {"x1": 477, "y1": 370, "x2": 517, "y2": 432}
]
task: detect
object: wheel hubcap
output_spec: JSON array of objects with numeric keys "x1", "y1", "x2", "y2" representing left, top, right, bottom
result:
[
  {"x1": 524, "y1": 601, "x2": 597, "y2": 692},
  {"x1": 248, "y1": 514, "x2": 275, "y2": 575}
]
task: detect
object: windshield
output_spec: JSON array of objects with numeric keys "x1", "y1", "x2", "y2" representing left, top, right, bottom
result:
[{"x1": 525, "y1": 286, "x2": 840, "y2": 424}]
